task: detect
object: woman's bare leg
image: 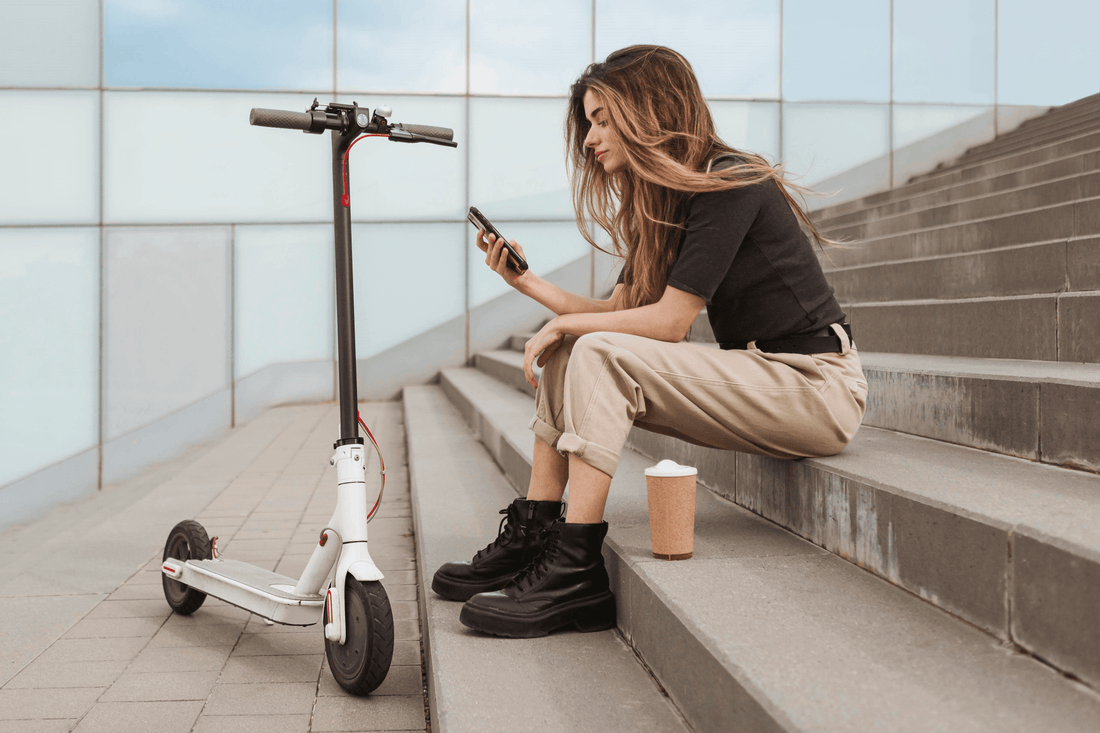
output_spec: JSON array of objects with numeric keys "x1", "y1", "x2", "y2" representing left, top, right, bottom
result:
[
  {"x1": 526, "y1": 436, "x2": 569, "y2": 502},
  {"x1": 564, "y1": 455, "x2": 612, "y2": 523}
]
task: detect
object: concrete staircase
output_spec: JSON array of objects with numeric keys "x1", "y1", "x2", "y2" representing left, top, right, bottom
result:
[{"x1": 402, "y1": 93, "x2": 1100, "y2": 731}]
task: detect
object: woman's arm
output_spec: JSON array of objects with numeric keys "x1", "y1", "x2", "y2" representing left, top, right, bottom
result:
[
  {"x1": 522, "y1": 285, "x2": 705, "y2": 385},
  {"x1": 516, "y1": 276, "x2": 623, "y2": 315}
]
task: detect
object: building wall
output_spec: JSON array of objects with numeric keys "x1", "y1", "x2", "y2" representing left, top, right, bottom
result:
[{"x1": 2, "y1": 0, "x2": 1099, "y2": 516}]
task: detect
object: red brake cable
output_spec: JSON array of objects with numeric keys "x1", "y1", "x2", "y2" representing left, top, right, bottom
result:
[
  {"x1": 357, "y1": 411, "x2": 386, "y2": 521},
  {"x1": 341, "y1": 134, "x2": 388, "y2": 207}
]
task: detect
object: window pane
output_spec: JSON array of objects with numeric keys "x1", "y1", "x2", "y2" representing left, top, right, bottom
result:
[
  {"x1": 470, "y1": 0, "x2": 591, "y2": 95},
  {"x1": 893, "y1": 105, "x2": 989, "y2": 149},
  {"x1": 469, "y1": 98, "x2": 572, "y2": 219},
  {"x1": 0, "y1": 228, "x2": 98, "y2": 487},
  {"x1": 339, "y1": 0, "x2": 465, "y2": 93},
  {"x1": 0, "y1": 92, "x2": 98, "y2": 225},
  {"x1": 597, "y1": 0, "x2": 780, "y2": 98},
  {"x1": 235, "y1": 225, "x2": 334, "y2": 378},
  {"x1": 103, "y1": 92, "x2": 331, "y2": 224},
  {"x1": 353, "y1": 223, "x2": 465, "y2": 358},
  {"x1": 105, "y1": 0, "x2": 331, "y2": 90},
  {"x1": 340, "y1": 96, "x2": 466, "y2": 221},
  {"x1": 0, "y1": 0, "x2": 99, "y2": 87},
  {"x1": 783, "y1": 0, "x2": 889, "y2": 102},
  {"x1": 998, "y1": 0, "x2": 1100, "y2": 106},
  {"x1": 782, "y1": 103, "x2": 890, "y2": 184},
  {"x1": 711, "y1": 101, "x2": 780, "y2": 160},
  {"x1": 469, "y1": 221, "x2": 591, "y2": 308},
  {"x1": 893, "y1": 0, "x2": 995, "y2": 104},
  {"x1": 104, "y1": 227, "x2": 230, "y2": 440}
]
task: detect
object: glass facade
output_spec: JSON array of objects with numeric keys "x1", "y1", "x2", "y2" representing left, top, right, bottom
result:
[{"x1": 3, "y1": 0, "x2": 1098, "y2": 493}]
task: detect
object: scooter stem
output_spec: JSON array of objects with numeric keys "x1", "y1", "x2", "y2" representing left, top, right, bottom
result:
[{"x1": 331, "y1": 128, "x2": 362, "y2": 448}]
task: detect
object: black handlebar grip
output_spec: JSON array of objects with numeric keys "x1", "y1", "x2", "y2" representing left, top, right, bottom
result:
[
  {"x1": 249, "y1": 108, "x2": 312, "y2": 131},
  {"x1": 402, "y1": 124, "x2": 454, "y2": 141}
]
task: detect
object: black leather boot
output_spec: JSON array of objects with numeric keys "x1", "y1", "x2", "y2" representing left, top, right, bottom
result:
[
  {"x1": 431, "y1": 498, "x2": 563, "y2": 601},
  {"x1": 458, "y1": 520, "x2": 616, "y2": 638}
]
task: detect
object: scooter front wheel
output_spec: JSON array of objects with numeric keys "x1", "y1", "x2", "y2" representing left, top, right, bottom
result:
[
  {"x1": 326, "y1": 578, "x2": 394, "y2": 695},
  {"x1": 162, "y1": 520, "x2": 213, "y2": 615}
]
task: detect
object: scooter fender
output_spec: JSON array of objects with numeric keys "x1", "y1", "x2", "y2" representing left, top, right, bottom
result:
[{"x1": 325, "y1": 542, "x2": 384, "y2": 645}]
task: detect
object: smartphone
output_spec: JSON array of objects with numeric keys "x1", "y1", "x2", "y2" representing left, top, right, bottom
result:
[{"x1": 467, "y1": 206, "x2": 529, "y2": 273}]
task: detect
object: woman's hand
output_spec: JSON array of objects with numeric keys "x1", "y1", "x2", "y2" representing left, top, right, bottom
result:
[
  {"x1": 477, "y1": 230, "x2": 529, "y2": 290},
  {"x1": 523, "y1": 318, "x2": 565, "y2": 389}
]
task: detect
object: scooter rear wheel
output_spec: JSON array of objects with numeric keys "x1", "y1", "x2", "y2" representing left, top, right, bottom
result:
[
  {"x1": 162, "y1": 520, "x2": 213, "y2": 615},
  {"x1": 325, "y1": 578, "x2": 394, "y2": 695}
]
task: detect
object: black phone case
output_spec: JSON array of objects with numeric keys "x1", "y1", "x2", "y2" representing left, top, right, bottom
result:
[{"x1": 468, "y1": 207, "x2": 529, "y2": 272}]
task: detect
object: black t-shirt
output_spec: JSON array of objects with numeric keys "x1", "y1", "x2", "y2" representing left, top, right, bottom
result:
[{"x1": 619, "y1": 164, "x2": 845, "y2": 346}]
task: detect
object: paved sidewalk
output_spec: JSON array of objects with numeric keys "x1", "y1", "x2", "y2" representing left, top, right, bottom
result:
[{"x1": 0, "y1": 401, "x2": 427, "y2": 733}]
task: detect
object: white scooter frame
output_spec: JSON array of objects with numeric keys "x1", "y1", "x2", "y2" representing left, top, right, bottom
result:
[
  {"x1": 161, "y1": 442, "x2": 381, "y2": 642},
  {"x1": 160, "y1": 100, "x2": 457, "y2": 695}
]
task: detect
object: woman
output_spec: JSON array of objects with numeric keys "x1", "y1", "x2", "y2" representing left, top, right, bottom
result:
[{"x1": 432, "y1": 45, "x2": 867, "y2": 638}]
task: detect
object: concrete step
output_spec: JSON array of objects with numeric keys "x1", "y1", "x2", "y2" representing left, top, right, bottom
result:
[
  {"x1": 431, "y1": 366, "x2": 1100, "y2": 729},
  {"x1": 815, "y1": 145, "x2": 1100, "y2": 232},
  {"x1": 823, "y1": 169, "x2": 1100, "y2": 242},
  {"x1": 818, "y1": 195, "x2": 1099, "y2": 270},
  {"x1": 844, "y1": 291, "x2": 1100, "y2": 363},
  {"x1": 960, "y1": 113, "x2": 1100, "y2": 166},
  {"x1": 825, "y1": 238, "x2": 1099, "y2": 301},
  {"x1": 859, "y1": 352, "x2": 1100, "y2": 471},
  {"x1": 814, "y1": 129, "x2": 1100, "y2": 223},
  {"x1": 478, "y1": 341, "x2": 1100, "y2": 477},
  {"x1": 402, "y1": 385, "x2": 691, "y2": 733},
  {"x1": 981, "y1": 98, "x2": 1100, "y2": 143}
]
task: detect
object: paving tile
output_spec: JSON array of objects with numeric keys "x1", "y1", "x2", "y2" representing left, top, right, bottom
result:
[
  {"x1": 232, "y1": 632, "x2": 324, "y2": 656},
  {"x1": 393, "y1": 619, "x2": 419, "y2": 641},
  {"x1": 125, "y1": 645, "x2": 232, "y2": 673},
  {"x1": 122, "y1": 571, "x2": 164, "y2": 587},
  {"x1": 387, "y1": 601, "x2": 416, "y2": 621},
  {"x1": 4, "y1": 660, "x2": 128, "y2": 690},
  {"x1": 384, "y1": 586, "x2": 417, "y2": 603},
  {"x1": 149, "y1": 622, "x2": 243, "y2": 648},
  {"x1": 391, "y1": 641, "x2": 419, "y2": 667},
  {"x1": 62, "y1": 617, "x2": 163, "y2": 640},
  {"x1": 85, "y1": 600, "x2": 172, "y2": 619},
  {"x1": 72, "y1": 700, "x2": 203, "y2": 733},
  {"x1": 98, "y1": 670, "x2": 220, "y2": 702},
  {"x1": 3, "y1": 720, "x2": 79, "y2": 732},
  {"x1": 107, "y1": 585, "x2": 166, "y2": 601},
  {"x1": 311, "y1": 694, "x2": 425, "y2": 731},
  {"x1": 217, "y1": 654, "x2": 323, "y2": 684},
  {"x1": 201, "y1": 682, "x2": 316, "y2": 716},
  {"x1": 318, "y1": 665, "x2": 422, "y2": 697},
  {"x1": 35, "y1": 637, "x2": 148, "y2": 664},
  {"x1": 191, "y1": 714, "x2": 311, "y2": 733},
  {"x1": 0, "y1": 687, "x2": 104, "y2": 720},
  {"x1": 381, "y1": 571, "x2": 416, "y2": 586},
  {"x1": 186, "y1": 600, "x2": 253, "y2": 623}
]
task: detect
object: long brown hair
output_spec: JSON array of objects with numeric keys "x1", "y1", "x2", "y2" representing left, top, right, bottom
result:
[{"x1": 567, "y1": 45, "x2": 834, "y2": 309}]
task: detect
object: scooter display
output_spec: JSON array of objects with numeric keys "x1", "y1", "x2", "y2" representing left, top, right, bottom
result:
[{"x1": 159, "y1": 100, "x2": 457, "y2": 695}]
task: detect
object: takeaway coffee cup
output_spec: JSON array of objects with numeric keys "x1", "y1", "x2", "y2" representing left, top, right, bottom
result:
[{"x1": 644, "y1": 459, "x2": 698, "y2": 560}]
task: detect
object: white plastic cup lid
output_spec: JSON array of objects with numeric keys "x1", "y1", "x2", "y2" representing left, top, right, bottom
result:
[{"x1": 644, "y1": 459, "x2": 698, "y2": 478}]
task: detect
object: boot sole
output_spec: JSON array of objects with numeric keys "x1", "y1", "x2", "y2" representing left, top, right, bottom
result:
[
  {"x1": 458, "y1": 592, "x2": 616, "y2": 638},
  {"x1": 431, "y1": 572, "x2": 516, "y2": 602}
]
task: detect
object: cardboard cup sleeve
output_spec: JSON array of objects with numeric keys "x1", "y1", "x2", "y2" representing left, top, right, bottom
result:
[{"x1": 645, "y1": 459, "x2": 698, "y2": 560}]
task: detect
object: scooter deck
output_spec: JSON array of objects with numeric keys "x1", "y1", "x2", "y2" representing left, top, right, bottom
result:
[{"x1": 163, "y1": 557, "x2": 325, "y2": 626}]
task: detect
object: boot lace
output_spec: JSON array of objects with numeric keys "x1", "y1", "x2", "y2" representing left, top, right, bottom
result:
[
  {"x1": 473, "y1": 503, "x2": 522, "y2": 562},
  {"x1": 510, "y1": 524, "x2": 562, "y2": 594}
]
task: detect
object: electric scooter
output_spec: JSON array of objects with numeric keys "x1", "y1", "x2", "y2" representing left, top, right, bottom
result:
[{"x1": 159, "y1": 100, "x2": 457, "y2": 695}]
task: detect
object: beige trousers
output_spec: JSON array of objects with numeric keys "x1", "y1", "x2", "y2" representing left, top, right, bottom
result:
[{"x1": 529, "y1": 326, "x2": 868, "y2": 477}]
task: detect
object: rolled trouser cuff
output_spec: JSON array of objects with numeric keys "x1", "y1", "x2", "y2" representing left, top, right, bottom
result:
[
  {"x1": 529, "y1": 414, "x2": 563, "y2": 450},
  {"x1": 554, "y1": 432, "x2": 620, "y2": 477}
]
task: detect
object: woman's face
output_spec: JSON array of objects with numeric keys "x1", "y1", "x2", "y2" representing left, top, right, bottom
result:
[{"x1": 583, "y1": 89, "x2": 626, "y2": 174}]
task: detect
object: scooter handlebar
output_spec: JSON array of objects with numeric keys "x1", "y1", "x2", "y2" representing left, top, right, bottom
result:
[
  {"x1": 399, "y1": 124, "x2": 454, "y2": 141},
  {"x1": 249, "y1": 107, "x2": 313, "y2": 131}
]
